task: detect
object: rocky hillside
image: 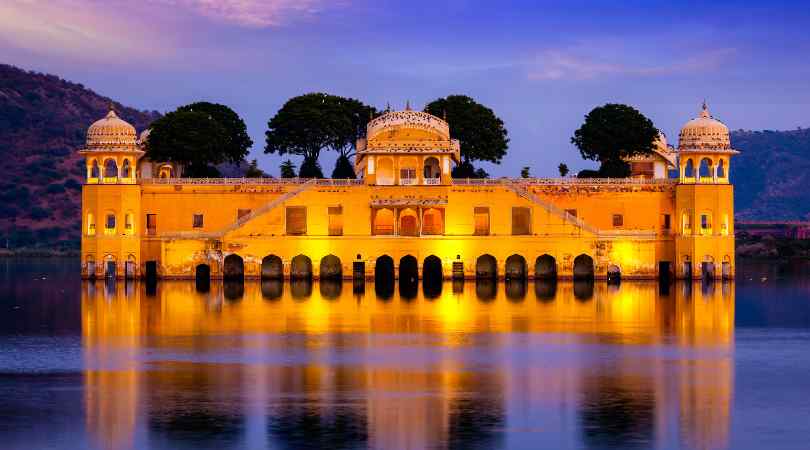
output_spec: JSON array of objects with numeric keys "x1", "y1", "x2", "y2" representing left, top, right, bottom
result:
[
  {"x1": 732, "y1": 128, "x2": 810, "y2": 220},
  {"x1": 0, "y1": 64, "x2": 159, "y2": 250}
]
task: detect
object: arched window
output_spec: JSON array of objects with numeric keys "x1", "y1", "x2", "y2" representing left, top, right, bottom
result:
[
  {"x1": 423, "y1": 157, "x2": 441, "y2": 181},
  {"x1": 682, "y1": 210, "x2": 691, "y2": 234},
  {"x1": 90, "y1": 160, "x2": 100, "y2": 179},
  {"x1": 721, "y1": 213, "x2": 729, "y2": 235},
  {"x1": 104, "y1": 213, "x2": 116, "y2": 235},
  {"x1": 124, "y1": 212, "x2": 134, "y2": 235},
  {"x1": 684, "y1": 159, "x2": 694, "y2": 178},
  {"x1": 399, "y1": 208, "x2": 418, "y2": 236},
  {"x1": 717, "y1": 159, "x2": 726, "y2": 178},
  {"x1": 86, "y1": 213, "x2": 95, "y2": 236},
  {"x1": 104, "y1": 159, "x2": 118, "y2": 178},
  {"x1": 422, "y1": 208, "x2": 444, "y2": 235},
  {"x1": 698, "y1": 158, "x2": 712, "y2": 180},
  {"x1": 121, "y1": 159, "x2": 131, "y2": 178}
]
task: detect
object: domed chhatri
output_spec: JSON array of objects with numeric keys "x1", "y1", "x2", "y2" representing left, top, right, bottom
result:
[
  {"x1": 678, "y1": 101, "x2": 732, "y2": 151},
  {"x1": 85, "y1": 109, "x2": 138, "y2": 151},
  {"x1": 356, "y1": 106, "x2": 460, "y2": 186}
]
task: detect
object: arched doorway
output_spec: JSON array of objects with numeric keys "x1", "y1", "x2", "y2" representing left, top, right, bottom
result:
[
  {"x1": 319, "y1": 254, "x2": 342, "y2": 280},
  {"x1": 698, "y1": 158, "x2": 713, "y2": 180},
  {"x1": 701, "y1": 256, "x2": 715, "y2": 281},
  {"x1": 421, "y1": 208, "x2": 443, "y2": 235},
  {"x1": 291, "y1": 255, "x2": 313, "y2": 280},
  {"x1": 399, "y1": 208, "x2": 418, "y2": 236},
  {"x1": 125, "y1": 255, "x2": 136, "y2": 279},
  {"x1": 223, "y1": 254, "x2": 244, "y2": 280},
  {"x1": 423, "y1": 255, "x2": 443, "y2": 299},
  {"x1": 399, "y1": 255, "x2": 418, "y2": 282},
  {"x1": 535, "y1": 254, "x2": 556, "y2": 279},
  {"x1": 573, "y1": 254, "x2": 594, "y2": 280},
  {"x1": 374, "y1": 255, "x2": 395, "y2": 299},
  {"x1": 145, "y1": 261, "x2": 157, "y2": 281},
  {"x1": 683, "y1": 256, "x2": 693, "y2": 279},
  {"x1": 261, "y1": 255, "x2": 283, "y2": 279},
  {"x1": 103, "y1": 159, "x2": 118, "y2": 178},
  {"x1": 373, "y1": 208, "x2": 395, "y2": 235},
  {"x1": 195, "y1": 264, "x2": 210, "y2": 293},
  {"x1": 476, "y1": 254, "x2": 497, "y2": 280},
  {"x1": 423, "y1": 255, "x2": 443, "y2": 282},
  {"x1": 607, "y1": 264, "x2": 621, "y2": 284},
  {"x1": 505, "y1": 254, "x2": 527, "y2": 280}
]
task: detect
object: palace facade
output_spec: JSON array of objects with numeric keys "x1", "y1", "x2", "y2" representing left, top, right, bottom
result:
[{"x1": 80, "y1": 103, "x2": 737, "y2": 281}]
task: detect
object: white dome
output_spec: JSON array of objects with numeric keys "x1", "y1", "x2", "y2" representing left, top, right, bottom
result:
[
  {"x1": 678, "y1": 102, "x2": 731, "y2": 151},
  {"x1": 85, "y1": 109, "x2": 138, "y2": 151}
]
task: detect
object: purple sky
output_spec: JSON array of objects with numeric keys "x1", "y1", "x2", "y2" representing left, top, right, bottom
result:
[{"x1": 3, "y1": 0, "x2": 809, "y2": 176}]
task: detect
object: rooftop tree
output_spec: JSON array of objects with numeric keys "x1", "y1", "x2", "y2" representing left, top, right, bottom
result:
[
  {"x1": 424, "y1": 95, "x2": 509, "y2": 178},
  {"x1": 571, "y1": 103, "x2": 658, "y2": 178},
  {"x1": 145, "y1": 102, "x2": 252, "y2": 177},
  {"x1": 265, "y1": 93, "x2": 375, "y2": 179}
]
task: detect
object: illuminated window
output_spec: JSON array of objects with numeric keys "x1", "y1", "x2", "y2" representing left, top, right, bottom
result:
[
  {"x1": 87, "y1": 214, "x2": 95, "y2": 236},
  {"x1": 105, "y1": 214, "x2": 116, "y2": 234},
  {"x1": 682, "y1": 211, "x2": 691, "y2": 233},
  {"x1": 125, "y1": 213, "x2": 134, "y2": 235},
  {"x1": 721, "y1": 214, "x2": 729, "y2": 235},
  {"x1": 285, "y1": 206, "x2": 306, "y2": 235},
  {"x1": 192, "y1": 214, "x2": 204, "y2": 228},
  {"x1": 613, "y1": 214, "x2": 624, "y2": 228},
  {"x1": 512, "y1": 207, "x2": 531, "y2": 235},
  {"x1": 474, "y1": 207, "x2": 490, "y2": 236},
  {"x1": 328, "y1": 206, "x2": 343, "y2": 236}
]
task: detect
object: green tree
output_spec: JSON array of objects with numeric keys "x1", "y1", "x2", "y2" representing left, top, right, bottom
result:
[
  {"x1": 558, "y1": 163, "x2": 569, "y2": 177},
  {"x1": 146, "y1": 103, "x2": 252, "y2": 177},
  {"x1": 244, "y1": 159, "x2": 269, "y2": 178},
  {"x1": 520, "y1": 166, "x2": 530, "y2": 178},
  {"x1": 451, "y1": 161, "x2": 489, "y2": 179},
  {"x1": 570, "y1": 103, "x2": 658, "y2": 178},
  {"x1": 265, "y1": 93, "x2": 375, "y2": 178},
  {"x1": 299, "y1": 158, "x2": 324, "y2": 178},
  {"x1": 280, "y1": 159, "x2": 297, "y2": 178},
  {"x1": 331, "y1": 154, "x2": 356, "y2": 179},
  {"x1": 424, "y1": 95, "x2": 509, "y2": 168}
]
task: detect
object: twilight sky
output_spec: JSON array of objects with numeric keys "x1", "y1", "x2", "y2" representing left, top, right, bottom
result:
[{"x1": 2, "y1": 0, "x2": 809, "y2": 176}]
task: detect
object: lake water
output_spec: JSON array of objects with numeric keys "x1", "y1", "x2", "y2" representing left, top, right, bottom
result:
[{"x1": 0, "y1": 258, "x2": 809, "y2": 450}]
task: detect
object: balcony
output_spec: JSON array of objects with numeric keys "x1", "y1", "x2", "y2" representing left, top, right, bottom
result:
[
  {"x1": 424, "y1": 178, "x2": 441, "y2": 185},
  {"x1": 400, "y1": 178, "x2": 417, "y2": 186}
]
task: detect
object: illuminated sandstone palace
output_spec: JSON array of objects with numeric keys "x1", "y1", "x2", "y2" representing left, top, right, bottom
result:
[{"x1": 79, "y1": 103, "x2": 737, "y2": 281}]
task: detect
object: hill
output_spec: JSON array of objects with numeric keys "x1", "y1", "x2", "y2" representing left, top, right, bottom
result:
[
  {"x1": 732, "y1": 128, "x2": 810, "y2": 220},
  {"x1": 0, "y1": 64, "x2": 160, "y2": 251}
]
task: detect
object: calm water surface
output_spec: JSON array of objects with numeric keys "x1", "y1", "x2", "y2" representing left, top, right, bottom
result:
[{"x1": 0, "y1": 258, "x2": 809, "y2": 450}]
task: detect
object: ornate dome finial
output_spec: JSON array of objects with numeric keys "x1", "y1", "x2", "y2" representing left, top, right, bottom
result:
[{"x1": 700, "y1": 99, "x2": 710, "y2": 118}]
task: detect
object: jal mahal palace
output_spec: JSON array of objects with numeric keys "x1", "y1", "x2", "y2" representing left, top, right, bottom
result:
[{"x1": 79, "y1": 103, "x2": 737, "y2": 283}]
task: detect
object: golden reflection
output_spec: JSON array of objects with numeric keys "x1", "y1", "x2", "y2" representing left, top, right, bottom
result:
[{"x1": 82, "y1": 279, "x2": 734, "y2": 450}]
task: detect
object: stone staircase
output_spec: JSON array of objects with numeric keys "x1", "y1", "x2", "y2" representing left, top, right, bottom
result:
[
  {"x1": 217, "y1": 179, "x2": 317, "y2": 237},
  {"x1": 506, "y1": 180, "x2": 600, "y2": 235}
]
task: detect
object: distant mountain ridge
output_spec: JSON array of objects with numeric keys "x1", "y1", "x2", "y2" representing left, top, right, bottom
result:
[
  {"x1": 731, "y1": 128, "x2": 810, "y2": 220},
  {"x1": 0, "y1": 63, "x2": 807, "y2": 249},
  {"x1": 0, "y1": 63, "x2": 159, "y2": 250}
]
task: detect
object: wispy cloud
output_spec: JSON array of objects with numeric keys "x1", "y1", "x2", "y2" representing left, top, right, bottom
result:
[
  {"x1": 528, "y1": 47, "x2": 737, "y2": 81},
  {"x1": 153, "y1": 0, "x2": 339, "y2": 27}
]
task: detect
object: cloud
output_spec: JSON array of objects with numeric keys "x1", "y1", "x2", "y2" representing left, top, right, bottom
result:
[
  {"x1": 527, "y1": 47, "x2": 737, "y2": 81},
  {"x1": 150, "y1": 0, "x2": 340, "y2": 27}
]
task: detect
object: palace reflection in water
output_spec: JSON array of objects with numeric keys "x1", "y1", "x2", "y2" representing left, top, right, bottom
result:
[{"x1": 81, "y1": 278, "x2": 733, "y2": 450}]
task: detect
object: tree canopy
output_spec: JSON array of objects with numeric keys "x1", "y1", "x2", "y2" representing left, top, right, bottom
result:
[
  {"x1": 146, "y1": 102, "x2": 252, "y2": 177},
  {"x1": 280, "y1": 160, "x2": 297, "y2": 178},
  {"x1": 571, "y1": 103, "x2": 658, "y2": 177},
  {"x1": 424, "y1": 95, "x2": 509, "y2": 165},
  {"x1": 264, "y1": 93, "x2": 376, "y2": 176}
]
